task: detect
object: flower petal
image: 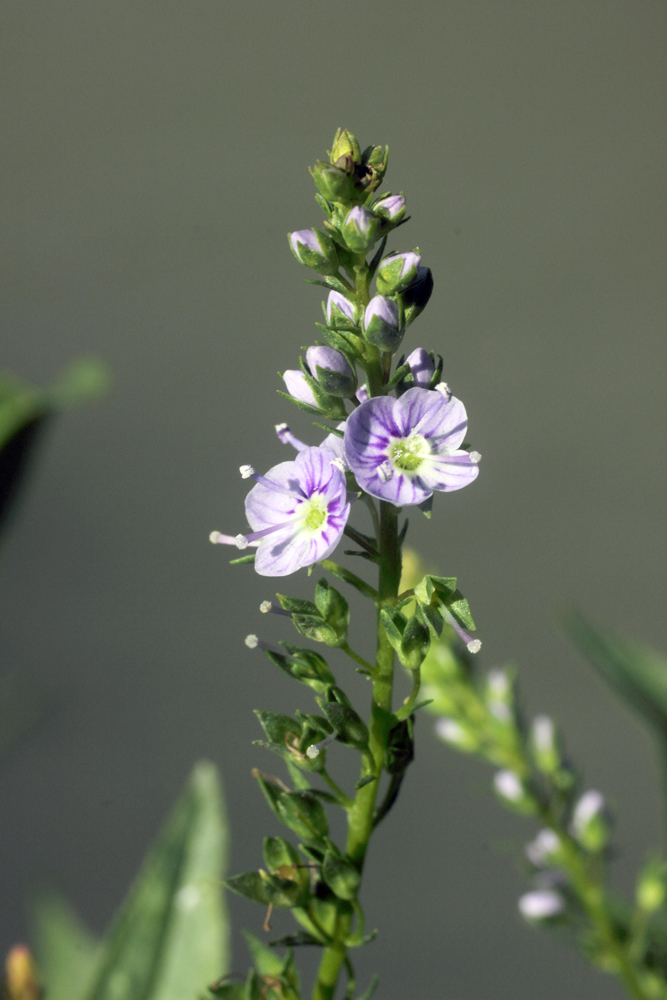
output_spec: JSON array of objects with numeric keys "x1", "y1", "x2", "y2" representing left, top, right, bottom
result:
[
  {"x1": 394, "y1": 387, "x2": 468, "y2": 452},
  {"x1": 421, "y1": 450, "x2": 480, "y2": 492}
]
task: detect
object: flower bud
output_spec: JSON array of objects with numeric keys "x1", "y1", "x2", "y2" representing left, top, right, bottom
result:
[
  {"x1": 518, "y1": 890, "x2": 565, "y2": 921},
  {"x1": 530, "y1": 715, "x2": 560, "y2": 775},
  {"x1": 341, "y1": 207, "x2": 380, "y2": 252},
  {"x1": 401, "y1": 266, "x2": 434, "y2": 325},
  {"x1": 571, "y1": 791, "x2": 609, "y2": 852},
  {"x1": 282, "y1": 370, "x2": 319, "y2": 408},
  {"x1": 636, "y1": 859, "x2": 667, "y2": 914},
  {"x1": 525, "y1": 829, "x2": 562, "y2": 867},
  {"x1": 493, "y1": 770, "x2": 537, "y2": 814},
  {"x1": 326, "y1": 291, "x2": 358, "y2": 329},
  {"x1": 435, "y1": 717, "x2": 479, "y2": 752},
  {"x1": 311, "y1": 162, "x2": 358, "y2": 204},
  {"x1": 289, "y1": 229, "x2": 339, "y2": 275},
  {"x1": 373, "y1": 193, "x2": 406, "y2": 223},
  {"x1": 330, "y1": 128, "x2": 361, "y2": 164},
  {"x1": 306, "y1": 346, "x2": 356, "y2": 398},
  {"x1": 363, "y1": 295, "x2": 405, "y2": 353},
  {"x1": 484, "y1": 668, "x2": 514, "y2": 724},
  {"x1": 376, "y1": 251, "x2": 421, "y2": 295},
  {"x1": 5, "y1": 946, "x2": 41, "y2": 1000},
  {"x1": 403, "y1": 348, "x2": 436, "y2": 387}
]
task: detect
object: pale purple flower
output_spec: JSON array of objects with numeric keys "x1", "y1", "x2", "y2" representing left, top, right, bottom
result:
[
  {"x1": 376, "y1": 250, "x2": 421, "y2": 294},
  {"x1": 518, "y1": 890, "x2": 565, "y2": 920},
  {"x1": 282, "y1": 370, "x2": 318, "y2": 407},
  {"x1": 342, "y1": 206, "x2": 380, "y2": 252},
  {"x1": 344, "y1": 386, "x2": 479, "y2": 506},
  {"x1": 403, "y1": 348, "x2": 435, "y2": 388},
  {"x1": 373, "y1": 193, "x2": 406, "y2": 223},
  {"x1": 356, "y1": 384, "x2": 369, "y2": 404},
  {"x1": 306, "y1": 346, "x2": 356, "y2": 397},
  {"x1": 363, "y1": 295, "x2": 404, "y2": 353},
  {"x1": 326, "y1": 290, "x2": 357, "y2": 328},
  {"x1": 493, "y1": 770, "x2": 524, "y2": 803},
  {"x1": 211, "y1": 447, "x2": 350, "y2": 576}
]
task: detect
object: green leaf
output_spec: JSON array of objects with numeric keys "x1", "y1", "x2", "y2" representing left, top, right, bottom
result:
[
  {"x1": 32, "y1": 890, "x2": 101, "y2": 1000},
  {"x1": 292, "y1": 614, "x2": 340, "y2": 646},
  {"x1": 242, "y1": 931, "x2": 284, "y2": 978},
  {"x1": 48, "y1": 357, "x2": 112, "y2": 409},
  {"x1": 276, "y1": 595, "x2": 319, "y2": 616},
  {"x1": 83, "y1": 760, "x2": 229, "y2": 1000},
  {"x1": 566, "y1": 612, "x2": 667, "y2": 741},
  {"x1": 224, "y1": 872, "x2": 270, "y2": 906}
]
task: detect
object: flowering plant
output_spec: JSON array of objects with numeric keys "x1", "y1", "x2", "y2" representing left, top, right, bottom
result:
[{"x1": 210, "y1": 128, "x2": 482, "y2": 1000}]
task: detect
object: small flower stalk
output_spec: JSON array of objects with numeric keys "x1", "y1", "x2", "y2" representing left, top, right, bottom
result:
[{"x1": 210, "y1": 130, "x2": 482, "y2": 1000}]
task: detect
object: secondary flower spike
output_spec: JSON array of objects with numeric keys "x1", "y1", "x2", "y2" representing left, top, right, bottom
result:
[
  {"x1": 216, "y1": 447, "x2": 350, "y2": 576},
  {"x1": 344, "y1": 386, "x2": 479, "y2": 506}
]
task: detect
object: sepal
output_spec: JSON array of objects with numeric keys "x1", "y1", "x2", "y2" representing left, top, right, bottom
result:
[
  {"x1": 288, "y1": 229, "x2": 339, "y2": 275},
  {"x1": 319, "y1": 688, "x2": 369, "y2": 752},
  {"x1": 254, "y1": 772, "x2": 329, "y2": 844}
]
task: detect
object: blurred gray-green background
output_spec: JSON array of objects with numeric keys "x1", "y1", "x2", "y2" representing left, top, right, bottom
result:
[{"x1": 1, "y1": 1, "x2": 666, "y2": 997}]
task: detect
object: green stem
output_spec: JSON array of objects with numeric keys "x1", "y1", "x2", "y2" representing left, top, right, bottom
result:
[
  {"x1": 341, "y1": 641, "x2": 376, "y2": 676},
  {"x1": 321, "y1": 769, "x2": 354, "y2": 810},
  {"x1": 311, "y1": 501, "x2": 401, "y2": 1000},
  {"x1": 395, "y1": 667, "x2": 421, "y2": 721}
]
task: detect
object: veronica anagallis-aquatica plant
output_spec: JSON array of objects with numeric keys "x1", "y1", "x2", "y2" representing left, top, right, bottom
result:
[{"x1": 209, "y1": 128, "x2": 481, "y2": 1000}]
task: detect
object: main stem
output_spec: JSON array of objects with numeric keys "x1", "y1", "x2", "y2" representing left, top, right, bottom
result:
[{"x1": 311, "y1": 502, "x2": 401, "y2": 1000}]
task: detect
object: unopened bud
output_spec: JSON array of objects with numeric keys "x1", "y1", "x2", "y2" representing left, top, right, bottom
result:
[
  {"x1": 289, "y1": 229, "x2": 339, "y2": 275},
  {"x1": 400, "y1": 266, "x2": 434, "y2": 324},
  {"x1": 341, "y1": 206, "x2": 380, "y2": 252},
  {"x1": 400, "y1": 348, "x2": 436, "y2": 390},
  {"x1": 525, "y1": 829, "x2": 562, "y2": 867},
  {"x1": 518, "y1": 890, "x2": 565, "y2": 921},
  {"x1": 636, "y1": 860, "x2": 667, "y2": 914},
  {"x1": 435, "y1": 717, "x2": 479, "y2": 752},
  {"x1": 326, "y1": 290, "x2": 358, "y2": 329},
  {"x1": 282, "y1": 370, "x2": 319, "y2": 408},
  {"x1": 305, "y1": 346, "x2": 357, "y2": 398},
  {"x1": 530, "y1": 715, "x2": 560, "y2": 774},
  {"x1": 571, "y1": 790, "x2": 609, "y2": 852},
  {"x1": 376, "y1": 251, "x2": 421, "y2": 295},
  {"x1": 363, "y1": 295, "x2": 405, "y2": 353},
  {"x1": 493, "y1": 770, "x2": 537, "y2": 814},
  {"x1": 373, "y1": 193, "x2": 406, "y2": 223}
]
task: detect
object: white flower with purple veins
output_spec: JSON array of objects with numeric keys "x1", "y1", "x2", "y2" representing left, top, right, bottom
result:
[
  {"x1": 237, "y1": 447, "x2": 350, "y2": 576},
  {"x1": 344, "y1": 386, "x2": 480, "y2": 507}
]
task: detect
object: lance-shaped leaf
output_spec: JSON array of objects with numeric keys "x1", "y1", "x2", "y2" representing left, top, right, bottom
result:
[
  {"x1": 254, "y1": 772, "x2": 328, "y2": 844},
  {"x1": 81, "y1": 760, "x2": 229, "y2": 1000},
  {"x1": 32, "y1": 890, "x2": 101, "y2": 1000},
  {"x1": 566, "y1": 613, "x2": 667, "y2": 744}
]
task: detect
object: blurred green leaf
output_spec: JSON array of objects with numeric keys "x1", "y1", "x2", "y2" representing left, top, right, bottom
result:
[
  {"x1": 0, "y1": 357, "x2": 111, "y2": 538},
  {"x1": 82, "y1": 760, "x2": 229, "y2": 1000},
  {"x1": 566, "y1": 612, "x2": 667, "y2": 740},
  {"x1": 33, "y1": 890, "x2": 101, "y2": 1000}
]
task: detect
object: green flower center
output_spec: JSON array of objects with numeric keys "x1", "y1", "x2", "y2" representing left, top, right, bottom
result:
[
  {"x1": 302, "y1": 494, "x2": 327, "y2": 532},
  {"x1": 388, "y1": 433, "x2": 430, "y2": 473}
]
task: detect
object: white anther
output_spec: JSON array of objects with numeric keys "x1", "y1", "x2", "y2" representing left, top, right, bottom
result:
[
  {"x1": 306, "y1": 745, "x2": 320, "y2": 759},
  {"x1": 378, "y1": 461, "x2": 393, "y2": 483},
  {"x1": 330, "y1": 457, "x2": 347, "y2": 472},
  {"x1": 275, "y1": 423, "x2": 288, "y2": 432},
  {"x1": 209, "y1": 531, "x2": 221, "y2": 544},
  {"x1": 494, "y1": 769, "x2": 523, "y2": 801},
  {"x1": 259, "y1": 601, "x2": 272, "y2": 614},
  {"x1": 469, "y1": 451, "x2": 481, "y2": 464},
  {"x1": 244, "y1": 634, "x2": 259, "y2": 649},
  {"x1": 239, "y1": 465, "x2": 254, "y2": 479},
  {"x1": 435, "y1": 382, "x2": 452, "y2": 399},
  {"x1": 235, "y1": 534, "x2": 249, "y2": 549},
  {"x1": 467, "y1": 639, "x2": 482, "y2": 654},
  {"x1": 518, "y1": 890, "x2": 565, "y2": 920}
]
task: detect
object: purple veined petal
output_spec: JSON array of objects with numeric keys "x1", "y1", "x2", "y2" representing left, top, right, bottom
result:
[
  {"x1": 394, "y1": 387, "x2": 468, "y2": 452},
  {"x1": 293, "y1": 445, "x2": 337, "y2": 497},
  {"x1": 420, "y1": 450, "x2": 480, "y2": 492},
  {"x1": 353, "y1": 463, "x2": 433, "y2": 507},
  {"x1": 245, "y1": 460, "x2": 304, "y2": 530},
  {"x1": 254, "y1": 491, "x2": 350, "y2": 576},
  {"x1": 344, "y1": 396, "x2": 401, "y2": 474}
]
